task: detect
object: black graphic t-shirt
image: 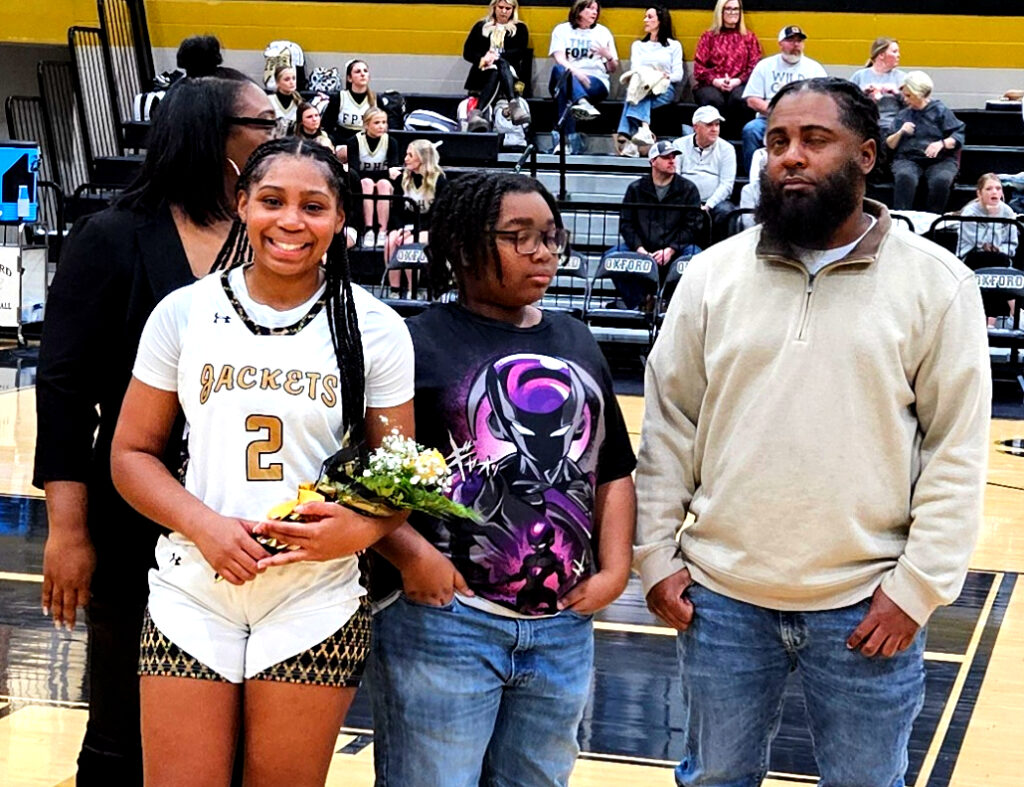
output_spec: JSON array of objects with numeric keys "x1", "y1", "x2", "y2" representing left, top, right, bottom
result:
[{"x1": 376, "y1": 303, "x2": 635, "y2": 616}]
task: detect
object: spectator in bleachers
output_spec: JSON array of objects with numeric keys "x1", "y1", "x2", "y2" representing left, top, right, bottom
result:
[
  {"x1": 850, "y1": 38, "x2": 906, "y2": 132},
  {"x1": 886, "y1": 70, "x2": 965, "y2": 214},
  {"x1": 385, "y1": 140, "x2": 448, "y2": 296},
  {"x1": 611, "y1": 140, "x2": 702, "y2": 309},
  {"x1": 615, "y1": 7, "x2": 684, "y2": 152},
  {"x1": 548, "y1": 0, "x2": 619, "y2": 155},
  {"x1": 35, "y1": 75, "x2": 277, "y2": 786},
  {"x1": 674, "y1": 105, "x2": 737, "y2": 233},
  {"x1": 337, "y1": 59, "x2": 377, "y2": 144},
  {"x1": 294, "y1": 100, "x2": 335, "y2": 151},
  {"x1": 957, "y1": 173, "x2": 1019, "y2": 257},
  {"x1": 737, "y1": 145, "x2": 765, "y2": 230},
  {"x1": 268, "y1": 65, "x2": 299, "y2": 129},
  {"x1": 463, "y1": 0, "x2": 532, "y2": 132},
  {"x1": 347, "y1": 107, "x2": 400, "y2": 248},
  {"x1": 692, "y1": 0, "x2": 761, "y2": 133},
  {"x1": 957, "y1": 173, "x2": 1019, "y2": 326},
  {"x1": 741, "y1": 25, "x2": 826, "y2": 173},
  {"x1": 175, "y1": 35, "x2": 248, "y2": 81}
]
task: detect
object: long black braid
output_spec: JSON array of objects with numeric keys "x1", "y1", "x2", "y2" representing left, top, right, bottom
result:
[
  {"x1": 426, "y1": 171, "x2": 564, "y2": 299},
  {"x1": 216, "y1": 137, "x2": 367, "y2": 446}
]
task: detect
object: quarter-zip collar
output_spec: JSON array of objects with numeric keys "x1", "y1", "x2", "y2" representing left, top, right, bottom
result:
[
  {"x1": 756, "y1": 198, "x2": 892, "y2": 272},
  {"x1": 754, "y1": 199, "x2": 892, "y2": 341}
]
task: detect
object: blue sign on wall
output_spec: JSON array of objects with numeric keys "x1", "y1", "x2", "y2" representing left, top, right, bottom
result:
[{"x1": 0, "y1": 142, "x2": 40, "y2": 225}]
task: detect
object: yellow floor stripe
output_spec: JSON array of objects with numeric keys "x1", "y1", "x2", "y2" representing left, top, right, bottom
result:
[
  {"x1": 0, "y1": 571, "x2": 43, "y2": 583},
  {"x1": 914, "y1": 572, "x2": 1003, "y2": 787}
]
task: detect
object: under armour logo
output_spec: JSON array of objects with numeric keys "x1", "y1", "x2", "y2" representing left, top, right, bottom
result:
[
  {"x1": 213, "y1": 312, "x2": 231, "y2": 324},
  {"x1": 169, "y1": 553, "x2": 182, "y2": 566}
]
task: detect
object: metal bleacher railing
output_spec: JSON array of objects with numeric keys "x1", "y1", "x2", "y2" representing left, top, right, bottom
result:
[{"x1": 98, "y1": 0, "x2": 156, "y2": 128}]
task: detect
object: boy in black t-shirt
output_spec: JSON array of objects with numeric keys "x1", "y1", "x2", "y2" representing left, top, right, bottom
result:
[{"x1": 367, "y1": 172, "x2": 636, "y2": 786}]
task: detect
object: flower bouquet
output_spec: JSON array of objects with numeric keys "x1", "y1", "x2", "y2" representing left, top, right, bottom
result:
[{"x1": 250, "y1": 425, "x2": 482, "y2": 561}]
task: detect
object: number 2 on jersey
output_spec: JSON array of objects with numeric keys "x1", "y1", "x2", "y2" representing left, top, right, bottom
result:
[{"x1": 245, "y1": 414, "x2": 283, "y2": 481}]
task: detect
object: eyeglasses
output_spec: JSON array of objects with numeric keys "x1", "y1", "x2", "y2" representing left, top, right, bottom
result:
[
  {"x1": 723, "y1": 6, "x2": 741, "y2": 12},
  {"x1": 488, "y1": 227, "x2": 570, "y2": 255},
  {"x1": 227, "y1": 116, "x2": 284, "y2": 138}
]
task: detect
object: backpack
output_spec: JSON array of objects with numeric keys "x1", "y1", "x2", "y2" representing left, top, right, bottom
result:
[
  {"x1": 263, "y1": 40, "x2": 306, "y2": 89},
  {"x1": 404, "y1": 109, "x2": 460, "y2": 133},
  {"x1": 377, "y1": 90, "x2": 406, "y2": 131},
  {"x1": 307, "y1": 66, "x2": 341, "y2": 94}
]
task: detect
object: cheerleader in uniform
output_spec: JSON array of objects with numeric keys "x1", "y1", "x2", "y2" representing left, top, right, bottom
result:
[{"x1": 345, "y1": 108, "x2": 400, "y2": 248}]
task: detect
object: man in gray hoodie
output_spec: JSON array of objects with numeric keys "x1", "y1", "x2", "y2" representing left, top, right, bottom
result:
[{"x1": 635, "y1": 77, "x2": 990, "y2": 787}]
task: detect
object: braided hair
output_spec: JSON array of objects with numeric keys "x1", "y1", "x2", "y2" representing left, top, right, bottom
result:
[
  {"x1": 426, "y1": 171, "x2": 563, "y2": 298},
  {"x1": 768, "y1": 76, "x2": 882, "y2": 158},
  {"x1": 214, "y1": 137, "x2": 367, "y2": 445}
]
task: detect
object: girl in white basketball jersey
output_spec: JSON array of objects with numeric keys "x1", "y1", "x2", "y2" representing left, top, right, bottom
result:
[
  {"x1": 111, "y1": 138, "x2": 414, "y2": 784},
  {"x1": 346, "y1": 108, "x2": 400, "y2": 248}
]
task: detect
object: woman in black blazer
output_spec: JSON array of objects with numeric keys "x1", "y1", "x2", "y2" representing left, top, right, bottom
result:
[
  {"x1": 463, "y1": 0, "x2": 532, "y2": 129},
  {"x1": 33, "y1": 75, "x2": 275, "y2": 785}
]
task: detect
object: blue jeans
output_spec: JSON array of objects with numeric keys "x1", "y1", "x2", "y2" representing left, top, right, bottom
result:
[
  {"x1": 674, "y1": 584, "x2": 926, "y2": 787},
  {"x1": 549, "y1": 64, "x2": 608, "y2": 139},
  {"x1": 741, "y1": 115, "x2": 767, "y2": 174},
  {"x1": 608, "y1": 242, "x2": 702, "y2": 309},
  {"x1": 366, "y1": 595, "x2": 594, "y2": 786},
  {"x1": 617, "y1": 89, "x2": 676, "y2": 135}
]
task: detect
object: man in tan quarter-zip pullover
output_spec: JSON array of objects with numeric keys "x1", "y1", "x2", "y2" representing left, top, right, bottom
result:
[{"x1": 634, "y1": 77, "x2": 991, "y2": 787}]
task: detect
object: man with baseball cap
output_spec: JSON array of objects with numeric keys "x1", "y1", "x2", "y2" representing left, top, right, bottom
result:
[
  {"x1": 609, "y1": 140, "x2": 703, "y2": 309},
  {"x1": 675, "y1": 105, "x2": 737, "y2": 234},
  {"x1": 740, "y1": 24, "x2": 826, "y2": 172}
]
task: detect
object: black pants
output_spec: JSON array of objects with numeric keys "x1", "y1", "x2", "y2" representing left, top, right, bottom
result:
[
  {"x1": 892, "y1": 157, "x2": 958, "y2": 213},
  {"x1": 694, "y1": 84, "x2": 751, "y2": 134},
  {"x1": 76, "y1": 596, "x2": 147, "y2": 785},
  {"x1": 477, "y1": 60, "x2": 518, "y2": 111}
]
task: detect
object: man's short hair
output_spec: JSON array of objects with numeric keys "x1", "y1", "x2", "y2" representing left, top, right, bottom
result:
[{"x1": 768, "y1": 77, "x2": 881, "y2": 154}]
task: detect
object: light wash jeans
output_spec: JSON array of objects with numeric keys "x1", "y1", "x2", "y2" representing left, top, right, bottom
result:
[
  {"x1": 366, "y1": 595, "x2": 594, "y2": 787},
  {"x1": 741, "y1": 115, "x2": 767, "y2": 174},
  {"x1": 549, "y1": 64, "x2": 608, "y2": 140},
  {"x1": 617, "y1": 89, "x2": 676, "y2": 135},
  {"x1": 674, "y1": 583, "x2": 926, "y2": 787}
]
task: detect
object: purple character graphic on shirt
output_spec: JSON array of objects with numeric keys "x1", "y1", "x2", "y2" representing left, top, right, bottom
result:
[{"x1": 449, "y1": 353, "x2": 605, "y2": 614}]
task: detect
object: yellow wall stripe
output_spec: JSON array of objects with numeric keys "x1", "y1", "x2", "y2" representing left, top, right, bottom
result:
[{"x1": 3, "y1": 2, "x2": 1024, "y2": 69}]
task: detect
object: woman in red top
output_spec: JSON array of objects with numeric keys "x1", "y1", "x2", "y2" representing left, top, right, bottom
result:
[{"x1": 692, "y1": 0, "x2": 761, "y2": 131}]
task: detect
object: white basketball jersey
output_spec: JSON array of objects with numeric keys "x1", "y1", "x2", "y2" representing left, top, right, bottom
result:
[
  {"x1": 357, "y1": 133, "x2": 390, "y2": 174},
  {"x1": 338, "y1": 90, "x2": 371, "y2": 132}
]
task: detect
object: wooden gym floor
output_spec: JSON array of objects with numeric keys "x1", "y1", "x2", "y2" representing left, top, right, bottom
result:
[{"x1": 1, "y1": 347, "x2": 1022, "y2": 786}]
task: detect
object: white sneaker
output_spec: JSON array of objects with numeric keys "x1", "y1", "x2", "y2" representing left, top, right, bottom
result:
[
  {"x1": 363, "y1": 230, "x2": 375, "y2": 248},
  {"x1": 619, "y1": 141, "x2": 640, "y2": 158},
  {"x1": 571, "y1": 98, "x2": 600, "y2": 120},
  {"x1": 376, "y1": 230, "x2": 388, "y2": 248},
  {"x1": 631, "y1": 126, "x2": 656, "y2": 146}
]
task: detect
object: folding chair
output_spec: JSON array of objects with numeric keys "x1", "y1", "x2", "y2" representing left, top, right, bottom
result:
[
  {"x1": 975, "y1": 266, "x2": 1024, "y2": 396},
  {"x1": 721, "y1": 207, "x2": 756, "y2": 240},
  {"x1": 540, "y1": 251, "x2": 588, "y2": 319},
  {"x1": 379, "y1": 242, "x2": 431, "y2": 318},
  {"x1": 655, "y1": 253, "x2": 694, "y2": 333},
  {"x1": 584, "y1": 250, "x2": 660, "y2": 346},
  {"x1": 68, "y1": 26, "x2": 143, "y2": 185}
]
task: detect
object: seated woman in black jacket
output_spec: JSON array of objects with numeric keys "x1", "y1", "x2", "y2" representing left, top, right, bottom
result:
[
  {"x1": 886, "y1": 70, "x2": 965, "y2": 213},
  {"x1": 463, "y1": 0, "x2": 531, "y2": 130}
]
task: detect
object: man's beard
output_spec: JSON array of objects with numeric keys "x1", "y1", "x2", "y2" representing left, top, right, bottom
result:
[
  {"x1": 780, "y1": 52, "x2": 801, "y2": 65},
  {"x1": 756, "y1": 157, "x2": 863, "y2": 249}
]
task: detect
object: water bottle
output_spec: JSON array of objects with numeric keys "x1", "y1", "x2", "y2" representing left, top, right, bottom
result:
[{"x1": 17, "y1": 184, "x2": 29, "y2": 219}]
